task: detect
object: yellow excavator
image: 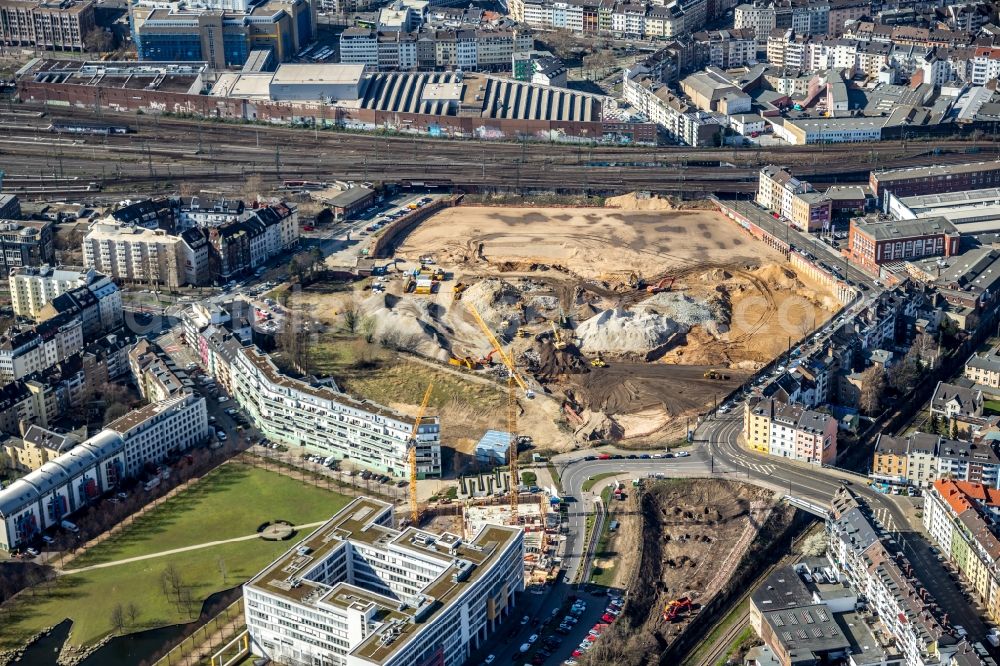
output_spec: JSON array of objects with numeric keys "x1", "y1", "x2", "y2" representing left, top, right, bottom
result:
[
  {"x1": 551, "y1": 321, "x2": 567, "y2": 349},
  {"x1": 591, "y1": 353, "x2": 607, "y2": 368}
]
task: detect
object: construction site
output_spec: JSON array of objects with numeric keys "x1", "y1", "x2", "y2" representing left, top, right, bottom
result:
[
  {"x1": 340, "y1": 196, "x2": 841, "y2": 446},
  {"x1": 580, "y1": 479, "x2": 799, "y2": 666}
]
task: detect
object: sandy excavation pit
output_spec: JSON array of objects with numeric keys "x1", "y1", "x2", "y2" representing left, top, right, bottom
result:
[{"x1": 294, "y1": 203, "x2": 841, "y2": 448}]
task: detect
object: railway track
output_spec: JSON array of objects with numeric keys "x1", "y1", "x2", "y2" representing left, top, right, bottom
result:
[{"x1": 1, "y1": 105, "x2": 997, "y2": 196}]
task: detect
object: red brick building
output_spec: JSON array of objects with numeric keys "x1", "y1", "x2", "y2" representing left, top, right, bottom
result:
[
  {"x1": 848, "y1": 216, "x2": 960, "y2": 273},
  {"x1": 870, "y1": 160, "x2": 1000, "y2": 209}
]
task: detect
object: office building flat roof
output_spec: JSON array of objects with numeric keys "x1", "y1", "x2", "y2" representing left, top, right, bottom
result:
[
  {"x1": 247, "y1": 497, "x2": 521, "y2": 664},
  {"x1": 851, "y1": 216, "x2": 958, "y2": 241},
  {"x1": 873, "y1": 159, "x2": 1000, "y2": 183},
  {"x1": 271, "y1": 64, "x2": 366, "y2": 86}
]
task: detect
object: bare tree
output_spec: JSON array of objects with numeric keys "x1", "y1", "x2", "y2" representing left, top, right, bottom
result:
[
  {"x1": 361, "y1": 315, "x2": 377, "y2": 344},
  {"x1": 125, "y1": 602, "x2": 140, "y2": 627},
  {"x1": 110, "y1": 603, "x2": 126, "y2": 635},
  {"x1": 162, "y1": 564, "x2": 184, "y2": 606},
  {"x1": 343, "y1": 298, "x2": 361, "y2": 335},
  {"x1": 859, "y1": 365, "x2": 886, "y2": 416},
  {"x1": 84, "y1": 29, "x2": 113, "y2": 53}
]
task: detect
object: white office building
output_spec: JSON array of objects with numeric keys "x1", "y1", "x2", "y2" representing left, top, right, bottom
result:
[{"x1": 244, "y1": 497, "x2": 524, "y2": 666}]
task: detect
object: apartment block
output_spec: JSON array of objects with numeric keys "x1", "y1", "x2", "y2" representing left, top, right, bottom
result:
[
  {"x1": 10, "y1": 266, "x2": 91, "y2": 319},
  {"x1": 0, "y1": 0, "x2": 95, "y2": 52},
  {"x1": 965, "y1": 345, "x2": 1000, "y2": 390},
  {"x1": 244, "y1": 497, "x2": 523, "y2": 666},
  {"x1": 213, "y1": 340, "x2": 442, "y2": 478},
  {"x1": 0, "y1": 314, "x2": 83, "y2": 384},
  {"x1": 872, "y1": 432, "x2": 940, "y2": 489},
  {"x1": 1, "y1": 424, "x2": 80, "y2": 472},
  {"x1": 827, "y1": 488, "x2": 960, "y2": 666},
  {"x1": 0, "y1": 392, "x2": 207, "y2": 550},
  {"x1": 872, "y1": 432, "x2": 1000, "y2": 489},
  {"x1": 0, "y1": 220, "x2": 54, "y2": 274},
  {"x1": 83, "y1": 222, "x2": 188, "y2": 288},
  {"x1": 197, "y1": 204, "x2": 298, "y2": 282},
  {"x1": 923, "y1": 479, "x2": 1000, "y2": 625},
  {"x1": 756, "y1": 165, "x2": 832, "y2": 232},
  {"x1": 742, "y1": 398, "x2": 837, "y2": 465},
  {"x1": 128, "y1": 339, "x2": 187, "y2": 402},
  {"x1": 11, "y1": 266, "x2": 123, "y2": 337},
  {"x1": 341, "y1": 27, "x2": 530, "y2": 71}
]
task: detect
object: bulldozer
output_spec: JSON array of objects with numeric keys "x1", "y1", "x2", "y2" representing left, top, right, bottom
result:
[
  {"x1": 662, "y1": 596, "x2": 693, "y2": 622},
  {"x1": 591, "y1": 353, "x2": 607, "y2": 368},
  {"x1": 703, "y1": 369, "x2": 730, "y2": 380}
]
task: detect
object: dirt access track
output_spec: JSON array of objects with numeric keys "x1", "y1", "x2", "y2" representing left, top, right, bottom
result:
[
  {"x1": 582, "y1": 479, "x2": 785, "y2": 666},
  {"x1": 398, "y1": 206, "x2": 768, "y2": 281}
]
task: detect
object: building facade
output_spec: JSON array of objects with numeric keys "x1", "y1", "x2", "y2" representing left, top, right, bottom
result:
[
  {"x1": 743, "y1": 398, "x2": 837, "y2": 465},
  {"x1": 0, "y1": 0, "x2": 95, "y2": 51},
  {"x1": 244, "y1": 497, "x2": 524, "y2": 666},
  {"x1": 848, "y1": 217, "x2": 960, "y2": 274},
  {"x1": 0, "y1": 392, "x2": 207, "y2": 550},
  {"x1": 922, "y1": 479, "x2": 1000, "y2": 625}
]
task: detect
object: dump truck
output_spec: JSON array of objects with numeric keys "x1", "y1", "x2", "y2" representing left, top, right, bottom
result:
[
  {"x1": 453, "y1": 282, "x2": 467, "y2": 299},
  {"x1": 591, "y1": 353, "x2": 607, "y2": 368},
  {"x1": 703, "y1": 369, "x2": 729, "y2": 380}
]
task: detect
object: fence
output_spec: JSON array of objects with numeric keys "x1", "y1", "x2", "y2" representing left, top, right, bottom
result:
[{"x1": 153, "y1": 599, "x2": 244, "y2": 666}]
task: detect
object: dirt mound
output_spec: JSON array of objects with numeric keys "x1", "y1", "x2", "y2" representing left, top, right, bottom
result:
[
  {"x1": 462, "y1": 278, "x2": 524, "y2": 338},
  {"x1": 532, "y1": 342, "x2": 591, "y2": 380},
  {"x1": 635, "y1": 293, "x2": 719, "y2": 329},
  {"x1": 576, "y1": 308, "x2": 684, "y2": 355},
  {"x1": 753, "y1": 264, "x2": 800, "y2": 288},
  {"x1": 360, "y1": 293, "x2": 451, "y2": 360},
  {"x1": 605, "y1": 192, "x2": 675, "y2": 211}
]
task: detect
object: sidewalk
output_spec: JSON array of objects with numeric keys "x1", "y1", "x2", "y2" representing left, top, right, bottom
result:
[{"x1": 61, "y1": 521, "x2": 326, "y2": 576}]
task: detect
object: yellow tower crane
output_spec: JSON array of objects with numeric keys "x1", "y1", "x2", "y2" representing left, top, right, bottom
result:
[
  {"x1": 466, "y1": 302, "x2": 525, "y2": 524},
  {"x1": 507, "y1": 352, "x2": 519, "y2": 525},
  {"x1": 465, "y1": 302, "x2": 533, "y2": 397},
  {"x1": 409, "y1": 384, "x2": 434, "y2": 525}
]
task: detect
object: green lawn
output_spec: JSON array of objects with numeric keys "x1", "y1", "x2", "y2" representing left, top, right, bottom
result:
[
  {"x1": 1, "y1": 464, "x2": 350, "y2": 649},
  {"x1": 985, "y1": 400, "x2": 1000, "y2": 416},
  {"x1": 70, "y1": 464, "x2": 347, "y2": 568},
  {"x1": 582, "y1": 472, "x2": 617, "y2": 493}
]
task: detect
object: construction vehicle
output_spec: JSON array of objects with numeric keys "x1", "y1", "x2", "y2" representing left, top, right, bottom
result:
[
  {"x1": 591, "y1": 353, "x2": 607, "y2": 368},
  {"x1": 409, "y1": 385, "x2": 434, "y2": 525},
  {"x1": 403, "y1": 276, "x2": 416, "y2": 293},
  {"x1": 448, "y1": 356, "x2": 477, "y2": 370},
  {"x1": 703, "y1": 369, "x2": 730, "y2": 380},
  {"x1": 414, "y1": 278, "x2": 434, "y2": 295},
  {"x1": 453, "y1": 282, "x2": 467, "y2": 299},
  {"x1": 646, "y1": 276, "x2": 675, "y2": 294},
  {"x1": 516, "y1": 327, "x2": 530, "y2": 338},
  {"x1": 600, "y1": 271, "x2": 641, "y2": 289},
  {"x1": 467, "y1": 303, "x2": 533, "y2": 400},
  {"x1": 551, "y1": 321, "x2": 567, "y2": 350},
  {"x1": 662, "y1": 597, "x2": 693, "y2": 622}
]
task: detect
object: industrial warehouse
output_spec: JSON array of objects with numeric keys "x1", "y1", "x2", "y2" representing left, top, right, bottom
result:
[{"x1": 16, "y1": 59, "x2": 655, "y2": 143}]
